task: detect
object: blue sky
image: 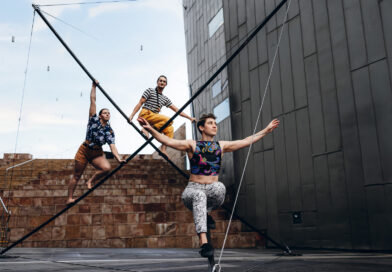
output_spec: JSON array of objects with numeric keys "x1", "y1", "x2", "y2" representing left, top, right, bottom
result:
[{"x1": 0, "y1": 0, "x2": 192, "y2": 159}]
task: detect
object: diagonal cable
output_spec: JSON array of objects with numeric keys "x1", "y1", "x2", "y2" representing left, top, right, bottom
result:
[
  {"x1": 4, "y1": 10, "x2": 36, "y2": 210},
  {"x1": 215, "y1": 0, "x2": 292, "y2": 270},
  {"x1": 40, "y1": 9, "x2": 99, "y2": 40},
  {"x1": 32, "y1": 4, "x2": 189, "y2": 179},
  {"x1": 0, "y1": 0, "x2": 288, "y2": 256},
  {"x1": 37, "y1": 0, "x2": 137, "y2": 7}
]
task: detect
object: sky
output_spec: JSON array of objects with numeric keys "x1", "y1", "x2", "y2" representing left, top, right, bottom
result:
[{"x1": 0, "y1": 0, "x2": 193, "y2": 159}]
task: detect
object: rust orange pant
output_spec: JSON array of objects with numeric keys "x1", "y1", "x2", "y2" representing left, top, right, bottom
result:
[
  {"x1": 139, "y1": 108, "x2": 174, "y2": 138},
  {"x1": 74, "y1": 142, "x2": 104, "y2": 166}
]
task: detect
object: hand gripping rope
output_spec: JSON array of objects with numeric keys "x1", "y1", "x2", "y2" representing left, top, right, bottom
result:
[
  {"x1": 31, "y1": 4, "x2": 188, "y2": 179},
  {"x1": 1, "y1": 0, "x2": 292, "y2": 260}
]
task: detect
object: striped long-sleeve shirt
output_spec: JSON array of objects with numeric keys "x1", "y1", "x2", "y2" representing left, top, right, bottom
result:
[{"x1": 142, "y1": 88, "x2": 172, "y2": 113}]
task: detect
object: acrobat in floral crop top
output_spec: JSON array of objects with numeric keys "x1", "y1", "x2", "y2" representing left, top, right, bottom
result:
[{"x1": 190, "y1": 141, "x2": 222, "y2": 176}]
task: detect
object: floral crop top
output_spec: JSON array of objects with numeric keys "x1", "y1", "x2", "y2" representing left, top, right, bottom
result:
[{"x1": 190, "y1": 141, "x2": 222, "y2": 176}]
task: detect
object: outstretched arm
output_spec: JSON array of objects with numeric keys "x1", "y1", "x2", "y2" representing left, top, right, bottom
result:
[
  {"x1": 138, "y1": 117, "x2": 193, "y2": 152},
  {"x1": 109, "y1": 144, "x2": 126, "y2": 163},
  {"x1": 220, "y1": 119, "x2": 280, "y2": 152},
  {"x1": 169, "y1": 105, "x2": 196, "y2": 123},
  {"x1": 129, "y1": 97, "x2": 146, "y2": 122},
  {"x1": 89, "y1": 81, "x2": 98, "y2": 117}
]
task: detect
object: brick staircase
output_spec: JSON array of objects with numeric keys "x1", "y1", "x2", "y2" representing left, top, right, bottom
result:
[{"x1": 0, "y1": 155, "x2": 263, "y2": 249}]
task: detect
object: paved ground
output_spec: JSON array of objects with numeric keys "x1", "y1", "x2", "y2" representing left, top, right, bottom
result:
[{"x1": 0, "y1": 248, "x2": 391, "y2": 272}]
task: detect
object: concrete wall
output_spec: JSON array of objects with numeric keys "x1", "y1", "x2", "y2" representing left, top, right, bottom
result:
[{"x1": 183, "y1": 0, "x2": 392, "y2": 250}]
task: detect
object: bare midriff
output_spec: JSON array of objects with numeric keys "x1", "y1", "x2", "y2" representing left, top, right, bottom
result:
[{"x1": 189, "y1": 174, "x2": 219, "y2": 184}]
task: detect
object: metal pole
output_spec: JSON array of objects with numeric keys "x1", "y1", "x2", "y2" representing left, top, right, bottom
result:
[
  {"x1": 1, "y1": 0, "x2": 290, "y2": 255},
  {"x1": 32, "y1": 4, "x2": 188, "y2": 179},
  {"x1": 0, "y1": 198, "x2": 9, "y2": 215},
  {"x1": 5, "y1": 159, "x2": 35, "y2": 172},
  {"x1": 137, "y1": 0, "x2": 289, "y2": 135},
  {"x1": 3, "y1": 159, "x2": 36, "y2": 214},
  {"x1": 188, "y1": 84, "x2": 197, "y2": 139}
]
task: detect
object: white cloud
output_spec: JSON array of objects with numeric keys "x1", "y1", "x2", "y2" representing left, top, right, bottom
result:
[
  {"x1": 0, "y1": 108, "x2": 20, "y2": 133},
  {"x1": 0, "y1": 107, "x2": 84, "y2": 134},
  {"x1": 0, "y1": 22, "x2": 33, "y2": 43},
  {"x1": 27, "y1": 112, "x2": 83, "y2": 126},
  {"x1": 30, "y1": 142, "x2": 70, "y2": 158},
  {"x1": 88, "y1": 2, "x2": 131, "y2": 18},
  {"x1": 2, "y1": 0, "x2": 189, "y2": 159},
  {"x1": 136, "y1": 0, "x2": 183, "y2": 19},
  {"x1": 87, "y1": 0, "x2": 183, "y2": 19}
]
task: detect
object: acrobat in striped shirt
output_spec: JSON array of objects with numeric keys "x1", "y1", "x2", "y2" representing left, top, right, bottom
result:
[{"x1": 142, "y1": 88, "x2": 172, "y2": 113}]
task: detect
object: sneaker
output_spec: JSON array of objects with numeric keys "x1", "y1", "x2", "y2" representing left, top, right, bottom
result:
[
  {"x1": 199, "y1": 243, "x2": 214, "y2": 258},
  {"x1": 207, "y1": 214, "x2": 216, "y2": 229}
]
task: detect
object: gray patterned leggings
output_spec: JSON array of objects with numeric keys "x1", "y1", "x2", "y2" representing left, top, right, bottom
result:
[{"x1": 181, "y1": 181, "x2": 226, "y2": 234}]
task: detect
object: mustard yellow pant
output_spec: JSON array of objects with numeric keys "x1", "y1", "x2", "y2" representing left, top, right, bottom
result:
[{"x1": 139, "y1": 108, "x2": 174, "y2": 138}]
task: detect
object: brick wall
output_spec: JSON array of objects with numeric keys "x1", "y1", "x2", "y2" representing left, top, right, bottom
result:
[{"x1": 0, "y1": 154, "x2": 262, "y2": 248}]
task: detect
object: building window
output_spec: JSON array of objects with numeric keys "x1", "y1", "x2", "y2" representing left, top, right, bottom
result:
[
  {"x1": 212, "y1": 80, "x2": 221, "y2": 97},
  {"x1": 208, "y1": 9, "x2": 224, "y2": 38},
  {"x1": 222, "y1": 79, "x2": 228, "y2": 91},
  {"x1": 213, "y1": 98, "x2": 230, "y2": 123}
]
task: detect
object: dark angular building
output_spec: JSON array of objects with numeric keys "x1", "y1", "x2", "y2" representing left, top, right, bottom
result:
[{"x1": 183, "y1": 0, "x2": 392, "y2": 251}]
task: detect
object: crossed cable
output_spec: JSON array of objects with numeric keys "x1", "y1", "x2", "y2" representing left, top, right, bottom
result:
[{"x1": 1, "y1": 0, "x2": 289, "y2": 256}]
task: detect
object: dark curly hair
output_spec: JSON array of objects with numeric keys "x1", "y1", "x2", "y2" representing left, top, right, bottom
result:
[{"x1": 196, "y1": 113, "x2": 217, "y2": 133}]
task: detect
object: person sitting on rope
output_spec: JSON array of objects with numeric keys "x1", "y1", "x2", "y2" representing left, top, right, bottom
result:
[
  {"x1": 129, "y1": 75, "x2": 196, "y2": 157},
  {"x1": 67, "y1": 80, "x2": 125, "y2": 204},
  {"x1": 138, "y1": 113, "x2": 279, "y2": 258}
]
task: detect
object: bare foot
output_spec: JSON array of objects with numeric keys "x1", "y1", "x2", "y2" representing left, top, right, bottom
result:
[
  {"x1": 160, "y1": 150, "x2": 169, "y2": 159},
  {"x1": 141, "y1": 128, "x2": 149, "y2": 138},
  {"x1": 66, "y1": 198, "x2": 75, "y2": 205},
  {"x1": 86, "y1": 180, "x2": 93, "y2": 189}
]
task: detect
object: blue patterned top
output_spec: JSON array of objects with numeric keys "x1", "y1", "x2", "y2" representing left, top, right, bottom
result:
[
  {"x1": 85, "y1": 114, "x2": 115, "y2": 147},
  {"x1": 190, "y1": 141, "x2": 222, "y2": 176}
]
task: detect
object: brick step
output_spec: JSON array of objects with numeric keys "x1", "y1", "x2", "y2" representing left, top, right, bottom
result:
[
  {"x1": 11, "y1": 232, "x2": 260, "y2": 249},
  {"x1": 1, "y1": 164, "x2": 186, "y2": 180},
  {"x1": 1, "y1": 166, "x2": 186, "y2": 177},
  {"x1": 5, "y1": 179, "x2": 187, "y2": 192},
  {"x1": 9, "y1": 217, "x2": 243, "y2": 236},
  {"x1": 8, "y1": 206, "x2": 231, "y2": 223},
  {"x1": 1, "y1": 155, "x2": 265, "y2": 249},
  {"x1": 8, "y1": 205, "x2": 261, "y2": 249},
  {"x1": 7, "y1": 183, "x2": 185, "y2": 193},
  {"x1": 1, "y1": 172, "x2": 187, "y2": 190},
  {"x1": 6, "y1": 203, "x2": 229, "y2": 221},
  {"x1": 6, "y1": 178, "x2": 186, "y2": 188},
  {"x1": 0, "y1": 156, "x2": 166, "y2": 170},
  {"x1": 0, "y1": 159, "x2": 32, "y2": 169},
  {"x1": 3, "y1": 178, "x2": 188, "y2": 192}
]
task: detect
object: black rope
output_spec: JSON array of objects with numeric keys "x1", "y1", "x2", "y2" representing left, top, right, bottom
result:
[
  {"x1": 4, "y1": 10, "x2": 36, "y2": 213},
  {"x1": 37, "y1": 0, "x2": 137, "y2": 7},
  {"x1": 40, "y1": 10, "x2": 98, "y2": 41},
  {"x1": 146, "y1": 0, "x2": 289, "y2": 137},
  {"x1": 187, "y1": 0, "x2": 291, "y2": 100},
  {"x1": 32, "y1": 4, "x2": 189, "y2": 180},
  {"x1": 0, "y1": 0, "x2": 288, "y2": 256}
]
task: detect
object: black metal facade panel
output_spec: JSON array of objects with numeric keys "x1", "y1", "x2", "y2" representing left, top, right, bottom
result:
[
  {"x1": 380, "y1": 0, "x2": 392, "y2": 82},
  {"x1": 183, "y1": 0, "x2": 392, "y2": 250},
  {"x1": 183, "y1": 0, "x2": 235, "y2": 187}
]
